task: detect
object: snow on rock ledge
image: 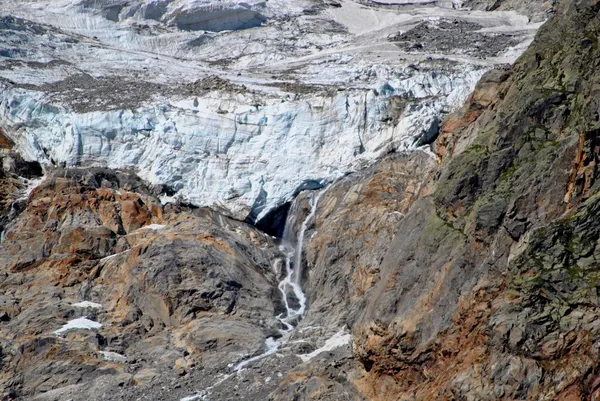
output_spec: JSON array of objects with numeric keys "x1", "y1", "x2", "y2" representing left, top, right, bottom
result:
[{"x1": 54, "y1": 317, "x2": 103, "y2": 335}]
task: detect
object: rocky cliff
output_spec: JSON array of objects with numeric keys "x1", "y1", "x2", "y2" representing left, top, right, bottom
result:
[
  {"x1": 2, "y1": 0, "x2": 600, "y2": 400},
  {"x1": 304, "y1": 0, "x2": 600, "y2": 399}
]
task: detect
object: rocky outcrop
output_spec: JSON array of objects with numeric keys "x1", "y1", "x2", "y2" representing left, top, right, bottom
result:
[
  {"x1": 463, "y1": 0, "x2": 556, "y2": 21},
  {"x1": 311, "y1": 0, "x2": 600, "y2": 399},
  {"x1": 302, "y1": 151, "x2": 437, "y2": 329},
  {"x1": 0, "y1": 168, "x2": 286, "y2": 400}
]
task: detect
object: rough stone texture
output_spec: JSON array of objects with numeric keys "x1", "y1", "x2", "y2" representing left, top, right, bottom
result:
[
  {"x1": 332, "y1": 0, "x2": 600, "y2": 399},
  {"x1": 463, "y1": 0, "x2": 557, "y2": 21},
  {"x1": 302, "y1": 151, "x2": 437, "y2": 330},
  {"x1": 389, "y1": 19, "x2": 523, "y2": 57},
  {"x1": 2, "y1": 0, "x2": 600, "y2": 400},
  {"x1": 0, "y1": 149, "x2": 43, "y2": 238},
  {"x1": 0, "y1": 169, "x2": 286, "y2": 400},
  {"x1": 0, "y1": 150, "x2": 439, "y2": 401}
]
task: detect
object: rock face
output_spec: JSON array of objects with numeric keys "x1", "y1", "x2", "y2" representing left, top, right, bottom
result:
[
  {"x1": 3, "y1": 0, "x2": 600, "y2": 400},
  {"x1": 463, "y1": 0, "x2": 556, "y2": 21},
  {"x1": 0, "y1": 168, "x2": 285, "y2": 399},
  {"x1": 312, "y1": 0, "x2": 600, "y2": 399}
]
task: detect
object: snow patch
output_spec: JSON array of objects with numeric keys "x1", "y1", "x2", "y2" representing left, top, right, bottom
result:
[
  {"x1": 100, "y1": 250, "x2": 129, "y2": 262},
  {"x1": 54, "y1": 317, "x2": 103, "y2": 335},
  {"x1": 99, "y1": 351, "x2": 127, "y2": 362},
  {"x1": 72, "y1": 301, "x2": 103, "y2": 309},
  {"x1": 327, "y1": 0, "x2": 413, "y2": 36},
  {"x1": 137, "y1": 224, "x2": 167, "y2": 231},
  {"x1": 297, "y1": 330, "x2": 352, "y2": 362}
]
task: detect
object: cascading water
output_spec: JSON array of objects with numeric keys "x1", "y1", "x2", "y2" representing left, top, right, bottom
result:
[{"x1": 233, "y1": 188, "x2": 326, "y2": 371}]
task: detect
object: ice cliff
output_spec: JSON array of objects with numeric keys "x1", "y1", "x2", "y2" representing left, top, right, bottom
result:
[{"x1": 0, "y1": 0, "x2": 541, "y2": 221}]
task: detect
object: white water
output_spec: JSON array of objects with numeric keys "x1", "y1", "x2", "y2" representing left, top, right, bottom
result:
[
  {"x1": 7, "y1": 175, "x2": 45, "y2": 220},
  {"x1": 232, "y1": 188, "x2": 324, "y2": 371},
  {"x1": 233, "y1": 337, "x2": 280, "y2": 372},
  {"x1": 182, "y1": 192, "x2": 325, "y2": 399},
  {"x1": 292, "y1": 189, "x2": 327, "y2": 285}
]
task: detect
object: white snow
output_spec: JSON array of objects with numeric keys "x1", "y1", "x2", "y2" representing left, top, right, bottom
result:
[
  {"x1": 0, "y1": 70, "x2": 482, "y2": 221},
  {"x1": 327, "y1": 0, "x2": 413, "y2": 36},
  {"x1": 137, "y1": 224, "x2": 167, "y2": 231},
  {"x1": 297, "y1": 329, "x2": 353, "y2": 362},
  {"x1": 99, "y1": 351, "x2": 127, "y2": 362},
  {"x1": 54, "y1": 317, "x2": 103, "y2": 335},
  {"x1": 72, "y1": 301, "x2": 103, "y2": 308},
  {"x1": 99, "y1": 250, "x2": 129, "y2": 262}
]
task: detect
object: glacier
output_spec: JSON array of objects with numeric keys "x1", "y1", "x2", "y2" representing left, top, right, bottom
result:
[{"x1": 0, "y1": 0, "x2": 541, "y2": 221}]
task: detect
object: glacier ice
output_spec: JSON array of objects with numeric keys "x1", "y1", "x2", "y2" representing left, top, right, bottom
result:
[{"x1": 0, "y1": 0, "x2": 541, "y2": 221}]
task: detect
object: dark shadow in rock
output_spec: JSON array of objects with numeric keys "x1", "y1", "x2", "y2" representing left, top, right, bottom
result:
[{"x1": 255, "y1": 201, "x2": 291, "y2": 238}]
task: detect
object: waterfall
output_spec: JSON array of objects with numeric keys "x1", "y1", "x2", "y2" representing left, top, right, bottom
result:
[
  {"x1": 233, "y1": 187, "x2": 326, "y2": 371},
  {"x1": 278, "y1": 188, "x2": 327, "y2": 327},
  {"x1": 292, "y1": 189, "x2": 326, "y2": 284}
]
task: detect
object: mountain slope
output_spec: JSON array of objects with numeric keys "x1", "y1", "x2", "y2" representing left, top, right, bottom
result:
[
  {"x1": 3, "y1": 0, "x2": 600, "y2": 400},
  {"x1": 0, "y1": 0, "x2": 540, "y2": 221},
  {"x1": 294, "y1": 0, "x2": 600, "y2": 399}
]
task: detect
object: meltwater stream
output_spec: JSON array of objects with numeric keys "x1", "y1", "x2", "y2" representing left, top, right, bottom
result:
[
  {"x1": 233, "y1": 188, "x2": 327, "y2": 371},
  {"x1": 181, "y1": 189, "x2": 327, "y2": 400}
]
